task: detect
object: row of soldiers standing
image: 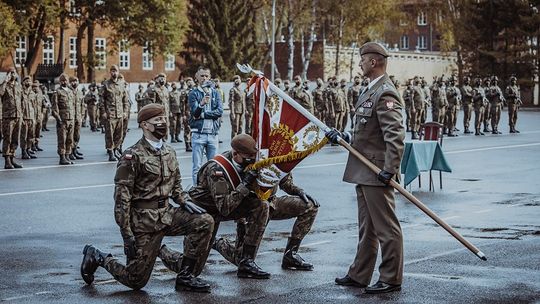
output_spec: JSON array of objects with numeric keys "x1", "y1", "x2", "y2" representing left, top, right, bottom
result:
[{"x1": 402, "y1": 75, "x2": 522, "y2": 138}]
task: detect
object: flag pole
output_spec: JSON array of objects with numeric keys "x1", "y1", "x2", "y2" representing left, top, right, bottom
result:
[{"x1": 237, "y1": 63, "x2": 487, "y2": 261}]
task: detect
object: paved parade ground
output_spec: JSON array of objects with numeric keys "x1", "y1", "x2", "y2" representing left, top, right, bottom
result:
[{"x1": 0, "y1": 109, "x2": 539, "y2": 303}]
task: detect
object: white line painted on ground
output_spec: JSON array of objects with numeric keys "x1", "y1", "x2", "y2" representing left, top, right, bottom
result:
[
  {"x1": 445, "y1": 142, "x2": 540, "y2": 154},
  {"x1": 473, "y1": 209, "x2": 493, "y2": 214},
  {"x1": 94, "y1": 279, "x2": 118, "y2": 285}
]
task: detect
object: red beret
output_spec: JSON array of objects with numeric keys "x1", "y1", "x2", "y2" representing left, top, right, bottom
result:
[
  {"x1": 137, "y1": 104, "x2": 165, "y2": 123},
  {"x1": 231, "y1": 134, "x2": 258, "y2": 154}
]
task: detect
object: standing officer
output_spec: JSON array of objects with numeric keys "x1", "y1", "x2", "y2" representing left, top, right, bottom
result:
[
  {"x1": 20, "y1": 76, "x2": 36, "y2": 160},
  {"x1": 291, "y1": 75, "x2": 314, "y2": 114},
  {"x1": 327, "y1": 42, "x2": 405, "y2": 294},
  {"x1": 445, "y1": 76, "x2": 461, "y2": 137},
  {"x1": 213, "y1": 172, "x2": 319, "y2": 271},
  {"x1": 70, "y1": 76, "x2": 84, "y2": 160},
  {"x1": 81, "y1": 104, "x2": 215, "y2": 292},
  {"x1": 100, "y1": 65, "x2": 130, "y2": 161},
  {"x1": 348, "y1": 76, "x2": 362, "y2": 130},
  {"x1": 135, "y1": 84, "x2": 145, "y2": 113},
  {"x1": 84, "y1": 83, "x2": 99, "y2": 132},
  {"x1": 283, "y1": 79, "x2": 291, "y2": 94},
  {"x1": 460, "y1": 76, "x2": 474, "y2": 134},
  {"x1": 312, "y1": 78, "x2": 326, "y2": 121},
  {"x1": 181, "y1": 77, "x2": 194, "y2": 151},
  {"x1": 472, "y1": 77, "x2": 488, "y2": 136},
  {"x1": 324, "y1": 77, "x2": 337, "y2": 130},
  {"x1": 332, "y1": 78, "x2": 346, "y2": 133},
  {"x1": 229, "y1": 75, "x2": 245, "y2": 139},
  {"x1": 244, "y1": 78, "x2": 255, "y2": 136},
  {"x1": 51, "y1": 73, "x2": 76, "y2": 165},
  {"x1": 402, "y1": 80, "x2": 413, "y2": 132},
  {"x1": 420, "y1": 79, "x2": 430, "y2": 125},
  {"x1": 482, "y1": 78, "x2": 492, "y2": 133},
  {"x1": 32, "y1": 81, "x2": 45, "y2": 152},
  {"x1": 169, "y1": 82, "x2": 183, "y2": 143},
  {"x1": 505, "y1": 76, "x2": 521, "y2": 133},
  {"x1": 0, "y1": 68, "x2": 23, "y2": 169},
  {"x1": 431, "y1": 77, "x2": 448, "y2": 124},
  {"x1": 41, "y1": 85, "x2": 52, "y2": 132},
  {"x1": 488, "y1": 76, "x2": 504, "y2": 134},
  {"x1": 411, "y1": 77, "x2": 425, "y2": 139}
]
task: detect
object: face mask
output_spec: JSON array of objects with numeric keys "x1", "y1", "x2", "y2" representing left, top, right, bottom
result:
[
  {"x1": 355, "y1": 80, "x2": 361, "y2": 85},
  {"x1": 158, "y1": 79, "x2": 165, "y2": 86},
  {"x1": 149, "y1": 122, "x2": 167, "y2": 139},
  {"x1": 241, "y1": 157, "x2": 256, "y2": 168}
]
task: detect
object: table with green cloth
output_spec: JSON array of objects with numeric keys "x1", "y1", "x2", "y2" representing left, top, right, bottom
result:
[{"x1": 400, "y1": 141, "x2": 452, "y2": 187}]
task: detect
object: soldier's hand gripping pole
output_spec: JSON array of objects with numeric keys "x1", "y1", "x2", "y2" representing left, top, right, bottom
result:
[{"x1": 337, "y1": 137, "x2": 487, "y2": 261}]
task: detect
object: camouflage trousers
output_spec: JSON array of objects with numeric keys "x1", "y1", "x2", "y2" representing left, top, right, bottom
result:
[
  {"x1": 334, "y1": 111, "x2": 345, "y2": 132},
  {"x1": 56, "y1": 119, "x2": 74, "y2": 155},
  {"x1": 103, "y1": 207, "x2": 214, "y2": 290},
  {"x1": 432, "y1": 106, "x2": 446, "y2": 124},
  {"x1": 244, "y1": 111, "x2": 253, "y2": 136},
  {"x1": 34, "y1": 115, "x2": 42, "y2": 144},
  {"x1": 122, "y1": 114, "x2": 130, "y2": 146},
  {"x1": 405, "y1": 107, "x2": 412, "y2": 131},
  {"x1": 42, "y1": 108, "x2": 50, "y2": 130},
  {"x1": 214, "y1": 195, "x2": 318, "y2": 265},
  {"x1": 169, "y1": 113, "x2": 182, "y2": 139},
  {"x1": 182, "y1": 115, "x2": 191, "y2": 143},
  {"x1": 474, "y1": 106, "x2": 485, "y2": 131},
  {"x1": 73, "y1": 119, "x2": 82, "y2": 148},
  {"x1": 410, "y1": 108, "x2": 424, "y2": 133},
  {"x1": 230, "y1": 113, "x2": 243, "y2": 139},
  {"x1": 508, "y1": 103, "x2": 519, "y2": 129},
  {"x1": 20, "y1": 119, "x2": 34, "y2": 150},
  {"x1": 105, "y1": 118, "x2": 124, "y2": 150},
  {"x1": 341, "y1": 110, "x2": 349, "y2": 132},
  {"x1": 2, "y1": 118, "x2": 21, "y2": 156},
  {"x1": 445, "y1": 106, "x2": 457, "y2": 132},
  {"x1": 463, "y1": 103, "x2": 473, "y2": 130},
  {"x1": 87, "y1": 105, "x2": 98, "y2": 130},
  {"x1": 490, "y1": 103, "x2": 502, "y2": 131},
  {"x1": 483, "y1": 103, "x2": 492, "y2": 130}
]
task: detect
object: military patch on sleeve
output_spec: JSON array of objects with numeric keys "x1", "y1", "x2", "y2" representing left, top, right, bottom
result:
[
  {"x1": 386, "y1": 100, "x2": 395, "y2": 109},
  {"x1": 124, "y1": 154, "x2": 133, "y2": 160},
  {"x1": 213, "y1": 170, "x2": 224, "y2": 178}
]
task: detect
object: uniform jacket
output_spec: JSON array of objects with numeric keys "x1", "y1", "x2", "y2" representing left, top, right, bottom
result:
[
  {"x1": 100, "y1": 78, "x2": 130, "y2": 119},
  {"x1": 114, "y1": 137, "x2": 185, "y2": 237},
  {"x1": 73, "y1": 88, "x2": 84, "y2": 121},
  {"x1": 343, "y1": 74, "x2": 405, "y2": 186},
  {"x1": 169, "y1": 90, "x2": 182, "y2": 114},
  {"x1": 21, "y1": 86, "x2": 36, "y2": 120},
  {"x1": 229, "y1": 86, "x2": 245, "y2": 115},
  {"x1": 0, "y1": 81, "x2": 22, "y2": 119},
  {"x1": 460, "y1": 85, "x2": 474, "y2": 104},
  {"x1": 312, "y1": 87, "x2": 326, "y2": 112},
  {"x1": 52, "y1": 86, "x2": 75, "y2": 121},
  {"x1": 505, "y1": 85, "x2": 521, "y2": 104}
]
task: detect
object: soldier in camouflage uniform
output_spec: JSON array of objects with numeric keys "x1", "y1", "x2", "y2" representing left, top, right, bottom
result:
[
  {"x1": 445, "y1": 76, "x2": 461, "y2": 137},
  {"x1": 84, "y1": 83, "x2": 99, "y2": 132},
  {"x1": 20, "y1": 76, "x2": 36, "y2": 160},
  {"x1": 348, "y1": 76, "x2": 362, "y2": 130},
  {"x1": 420, "y1": 79, "x2": 430, "y2": 125},
  {"x1": 402, "y1": 80, "x2": 414, "y2": 132},
  {"x1": 31, "y1": 81, "x2": 44, "y2": 152},
  {"x1": 135, "y1": 84, "x2": 145, "y2": 113},
  {"x1": 214, "y1": 172, "x2": 319, "y2": 271},
  {"x1": 482, "y1": 78, "x2": 492, "y2": 133},
  {"x1": 430, "y1": 77, "x2": 448, "y2": 125},
  {"x1": 81, "y1": 104, "x2": 215, "y2": 292},
  {"x1": 41, "y1": 85, "x2": 52, "y2": 132},
  {"x1": 0, "y1": 68, "x2": 23, "y2": 169},
  {"x1": 169, "y1": 82, "x2": 183, "y2": 143},
  {"x1": 505, "y1": 76, "x2": 521, "y2": 133},
  {"x1": 333, "y1": 78, "x2": 347, "y2": 132},
  {"x1": 181, "y1": 77, "x2": 194, "y2": 151},
  {"x1": 290, "y1": 75, "x2": 314, "y2": 114},
  {"x1": 229, "y1": 75, "x2": 245, "y2": 139},
  {"x1": 70, "y1": 77, "x2": 84, "y2": 160},
  {"x1": 324, "y1": 77, "x2": 337, "y2": 130},
  {"x1": 460, "y1": 76, "x2": 474, "y2": 134},
  {"x1": 100, "y1": 65, "x2": 130, "y2": 161},
  {"x1": 244, "y1": 79, "x2": 255, "y2": 136},
  {"x1": 52, "y1": 73, "x2": 76, "y2": 165},
  {"x1": 487, "y1": 76, "x2": 504, "y2": 134},
  {"x1": 184, "y1": 134, "x2": 271, "y2": 279},
  {"x1": 472, "y1": 78, "x2": 488, "y2": 136},
  {"x1": 411, "y1": 77, "x2": 426, "y2": 139},
  {"x1": 274, "y1": 78, "x2": 283, "y2": 90},
  {"x1": 283, "y1": 79, "x2": 291, "y2": 95},
  {"x1": 312, "y1": 78, "x2": 326, "y2": 121}
]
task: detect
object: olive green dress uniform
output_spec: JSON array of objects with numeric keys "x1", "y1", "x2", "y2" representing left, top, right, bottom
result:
[
  {"x1": 186, "y1": 151, "x2": 270, "y2": 275},
  {"x1": 343, "y1": 74, "x2": 405, "y2": 286},
  {"x1": 214, "y1": 173, "x2": 318, "y2": 265},
  {"x1": 169, "y1": 89, "x2": 183, "y2": 141},
  {"x1": 487, "y1": 83, "x2": 504, "y2": 134},
  {"x1": 505, "y1": 81, "x2": 521, "y2": 133},
  {"x1": 460, "y1": 81, "x2": 474, "y2": 133},
  {"x1": 100, "y1": 137, "x2": 214, "y2": 289},
  {"x1": 229, "y1": 85, "x2": 245, "y2": 139},
  {"x1": 52, "y1": 86, "x2": 75, "y2": 156},
  {"x1": 0, "y1": 80, "x2": 22, "y2": 157},
  {"x1": 312, "y1": 85, "x2": 326, "y2": 121},
  {"x1": 100, "y1": 78, "x2": 130, "y2": 152},
  {"x1": 20, "y1": 85, "x2": 36, "y2": 154}
]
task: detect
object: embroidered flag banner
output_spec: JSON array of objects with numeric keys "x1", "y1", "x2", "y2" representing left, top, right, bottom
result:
[{"x1": 247, "y1": 75, "x2": 328, "y2": 200}]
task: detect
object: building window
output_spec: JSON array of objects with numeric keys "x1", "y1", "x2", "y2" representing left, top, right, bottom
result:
[
  {"x1": 142, "y1": 41, "x2": 153, "y2": 70},
  {"x1": 417, "y1": 11, "x2": 427, "y2": 25},
  {"x1": 68, "y1": 0, "x2": 80, "y2": 16},
  {"x1": 15, "y1": 36, "x2": 27, "y2": 67},
  {"x1": 400, "y1": 35, "x2": 409, "y2": 49},
  {"x1": 165, "y1": 54, "x2": 175, "y2": 71},
  {"x1": 119, "y1": 40, "x2": 130, "y2": 70},
  {"x1": 95, "y1": 38, "x2": 106, "y2": 69},
  {"x1": 417, "y1": 35, "x2": 427, "y2": 50},
  {"x1": 43, "y1": 36, "x2": 54, "y2": 65},
  {"x1": 69, "y1": 37, "x2": 77, "y2": 68},
  {"x1": 399, "y1": 19, "x2": 408, "y2": 26}
]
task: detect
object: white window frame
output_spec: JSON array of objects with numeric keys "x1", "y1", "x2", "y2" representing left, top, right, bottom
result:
[
  {"x1": 119, "y1": 40, "x2": 130, "y2": 70},
  {"x1": 95, "y1": 38, "x2": 106, "y2": 70},
  {"x1": 69, "y1": 37, "x2": 77, "y2": 68},
  {"x1": 142, "y1": 41, "x2": 153, "y2": 70},
  {"x1": 43, "y1": 36, "x2": 54, "y2": 65},
  {"x1": 399, "y1": 19, "x2": 408, "y2": 26},
  {"x1": 417, "y1": 35, "x2": 427, "y2": 50},
  {"x1": 165, "y1": 54, "x2": 175, "y2": 71},
  {"x1": 417, "y1": 11, "x2": 427, "y2": 26},
  {"x1": 15, "y1": 36, "x2": 27, "y2": 67},
  {"x1": 400, "y1": 35, "x2": 409, "y2": 49}
]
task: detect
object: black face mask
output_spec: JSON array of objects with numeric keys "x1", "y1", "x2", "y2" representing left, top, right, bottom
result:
[
  {"x1": 158, "y1": 79, "x2": 165, "y2": 86},
  {"x1": 149, "y1": 122, "x2": 167, "y2": 139},
  {"x1": 240, "y1": 157, "x2": 256, "y2": 168}
]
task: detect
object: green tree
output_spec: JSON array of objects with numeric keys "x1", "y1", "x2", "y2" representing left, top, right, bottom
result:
[
  {"x1": 182, "y1": 0, "x2": 263, "y2": 80},
  {"x1": 0, "y1": 2, "x2": 20, "y2": 61}
]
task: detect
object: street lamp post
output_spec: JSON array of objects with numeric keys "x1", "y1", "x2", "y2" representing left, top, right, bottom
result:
[{"x1": 271, "y1": 0, "x2": 276, "y2": 82}]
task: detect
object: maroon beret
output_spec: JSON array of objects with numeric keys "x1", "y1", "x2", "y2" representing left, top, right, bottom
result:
[
  {"x1": 137, "y1": 104, "x2": 165, "y2": 123},
  {"x1": 231, "y1": 134, "x2": 258, "y2": 154}
]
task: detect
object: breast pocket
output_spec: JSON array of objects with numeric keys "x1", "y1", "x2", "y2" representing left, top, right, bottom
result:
[{"x1": 142, "y1": 158, "x2": 161, "y2": 176}]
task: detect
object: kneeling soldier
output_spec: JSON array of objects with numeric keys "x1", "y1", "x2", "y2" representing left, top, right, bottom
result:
[{"x1": 80, "y1": 104, "x2": 215, "y2": 292}]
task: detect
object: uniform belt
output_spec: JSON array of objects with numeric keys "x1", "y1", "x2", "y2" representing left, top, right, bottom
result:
[{"x1": 132, "y1": 199, "x2": 167, "y2": 209}]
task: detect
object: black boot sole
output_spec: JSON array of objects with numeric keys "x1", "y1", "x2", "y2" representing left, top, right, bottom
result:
[
  {"x1": 365, "y1": 285, "x2": 401, "y2": 294},
  {"x1": 281, "y1": 264, "x2": 314, "y2": 271},
  {"x1": 237, "y1": 272, "x2": 271, "y2": 279}
]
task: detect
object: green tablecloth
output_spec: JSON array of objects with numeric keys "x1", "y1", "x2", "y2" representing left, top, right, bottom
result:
[{"x1": 400, "y1": 141, "x2": 452, "y2": 187}]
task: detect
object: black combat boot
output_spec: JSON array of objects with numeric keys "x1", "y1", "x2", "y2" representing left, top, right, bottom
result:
[
  {"x1": 237, "y1": 245, "x2": 270, "y2": 279},
  {"x1": 464, "y1": 128, "x2": 472, "y2": 134},
  {"x1": 176, "y1": 135, "x2": 182, "y2": 143},
  {"x1": 10, "y1": 157, "x2": 22, "y2": 168},
  {"x1": 21, "y1": 149, "x2": 30, "y2": 159},
  {"x1": 107, "y1": 150, "x2": 116, "y2": 161},
  {"x1": 68, "y1": 152, "x2": 76, "y2": 160},
  {"x1": 175, "y1": 257, "x2": 211, "y2": 293},
  {"x1": 281, "y1": 238, "x2": 313, "y2": 271},
  {"x1": 411, "y1": 131, "x2": 419, "y2": 140},
  {"x1": 81, "y1": 244, "x2": 111, "y2": 285},
  {"x1": 75, "y1": 148, "x2": 84, "y2": 156},
  {"x1": 72, "y1": 151, "x2": 84, "y2": 160},
  {"x1": 27, "y1": 149, "x2": 37, "y2": 159},
  {"x1": 171, "y1": 137, "x2": 178, "y2": 143},
  {"x1": 114, "y1": 148, "x2": 122, "y2": 159},
  {"x1": 65, "y1": 154, "x2": 74, "y2": 164},
  {"x1": 4, "y1": 156, "x2": 14, "y2": 169},
  {"x1": 31, "y1": 143, "x2": 37, "y2": 152},
  {"x1": 35, "y1": 143, "x2": 43, "y2": 151},
  {"x1": 59, "y1": 154, "x2": 70, "y2": 165},
  {"x1": 186, "y1": 142, "x2": 192, "y2": 152}
]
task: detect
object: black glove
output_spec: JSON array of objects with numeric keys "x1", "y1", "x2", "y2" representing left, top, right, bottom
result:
[
  {"x1": 299, "y1": 191, "x2": 320, "y2": 207},
  {"x1": 183, "y1": 201, "x2": 206, "y2": 214},
  {"x1": 242, "y1": 170, "x2": 258, "y2": 186},
  {"x1": 123, "y1": 236, "x2": 137, "y2": 260},
  {"x1": 377, "y1": 170, "x2": 394, "y2": 185},
  {"x1": 325, "y1": 128, "x2": 349, "y2": 144}
]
